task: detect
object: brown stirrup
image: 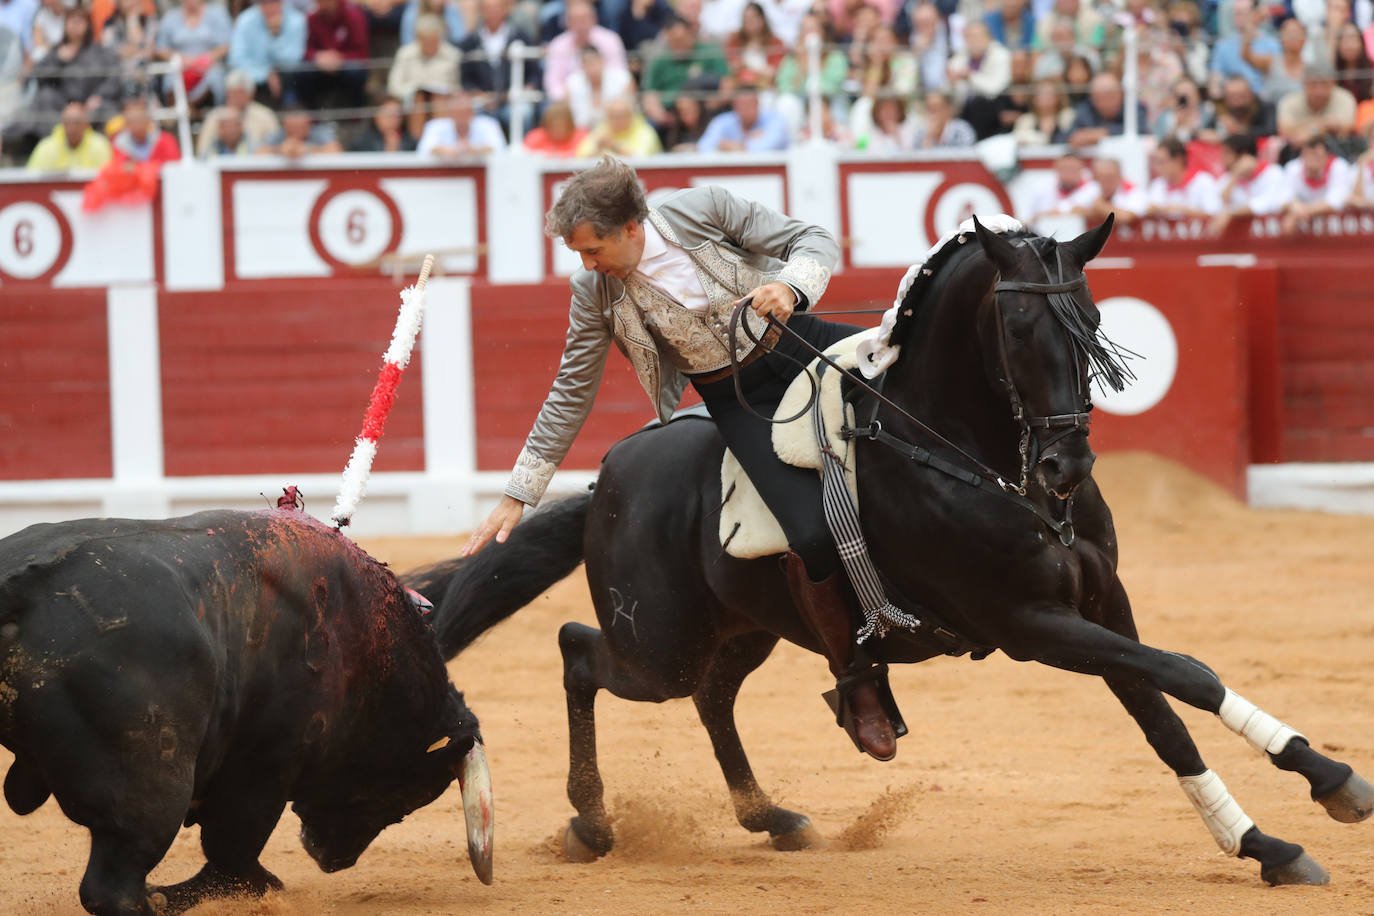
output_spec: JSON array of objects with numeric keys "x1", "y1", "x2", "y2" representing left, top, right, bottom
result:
[{"x1": 782, "y1": 551, "x2": 903, "y2": 761}]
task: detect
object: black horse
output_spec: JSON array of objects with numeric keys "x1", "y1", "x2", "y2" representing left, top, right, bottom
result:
[{"x1": 413, "y1": 216, "x2": 1371, "y2": 885}]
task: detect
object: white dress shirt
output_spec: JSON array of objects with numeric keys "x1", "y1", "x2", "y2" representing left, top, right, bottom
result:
[{"x1": 633, "y1": 220, "x2": 710, "y2": 311}]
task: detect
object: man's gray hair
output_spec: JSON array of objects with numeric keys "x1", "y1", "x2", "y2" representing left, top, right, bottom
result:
[{"x1": 545, "y1": 156, "x2": 649, "y2": 240}]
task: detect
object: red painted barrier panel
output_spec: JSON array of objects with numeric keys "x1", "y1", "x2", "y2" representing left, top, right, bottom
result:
[
  {"x1": 159, "y1": 280, "x2": 426, "y2": 477},
  {"x1": 0, "y1": 291, "x2": 111, "y2": 480}
]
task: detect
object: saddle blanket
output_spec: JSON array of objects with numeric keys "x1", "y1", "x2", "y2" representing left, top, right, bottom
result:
[{"x1": 720, "y1": 330, "x2": 871, "y2": 559}]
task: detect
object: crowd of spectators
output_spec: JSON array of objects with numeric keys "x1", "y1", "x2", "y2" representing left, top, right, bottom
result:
[{"x1": 0, "y1": 0, "x2": 1369, "y2": 229}]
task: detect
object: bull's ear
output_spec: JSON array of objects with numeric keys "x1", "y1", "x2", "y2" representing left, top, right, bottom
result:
[
  {"x1": 1062, "y1": 213, "x2": 1115, "y2": 265},
  {"x1": 972, "y1": 215, "x2": 1018, "y2": 275}
]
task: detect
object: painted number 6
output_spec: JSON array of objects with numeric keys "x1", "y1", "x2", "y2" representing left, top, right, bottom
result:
[
  {"x1": 346, "y1": 208, "x2": 367, "y2": 245},
  {"x1": 13, "y1": 219, "x2": 33, "y2": 257}
]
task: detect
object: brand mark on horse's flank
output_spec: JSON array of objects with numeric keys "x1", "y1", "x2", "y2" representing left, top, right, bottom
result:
[{"x1": 608, "y1": 587, "x2": 639, "y2": 641}]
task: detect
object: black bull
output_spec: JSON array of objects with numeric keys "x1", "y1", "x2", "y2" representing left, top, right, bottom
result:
[{"x1": 0, "y1": 503, "x2": 583, "y2": 915}]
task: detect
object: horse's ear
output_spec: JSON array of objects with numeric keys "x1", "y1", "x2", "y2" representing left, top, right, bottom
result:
[
  {"x1": 972, "y1": 215, "x2": 1018, "y2": 275},
  {"x1": 1062, "y1": 213, "x2": 1115, "y2": 265}
]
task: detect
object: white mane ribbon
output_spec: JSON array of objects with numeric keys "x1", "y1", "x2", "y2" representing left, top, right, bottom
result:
[{"x1": 854, "y1": 214, "x2": 1025, "y2": 379}]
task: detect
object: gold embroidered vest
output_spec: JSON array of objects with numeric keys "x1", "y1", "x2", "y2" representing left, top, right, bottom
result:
[{"x1": 624, "y1": 214, "x2": 776, "y2": 374}]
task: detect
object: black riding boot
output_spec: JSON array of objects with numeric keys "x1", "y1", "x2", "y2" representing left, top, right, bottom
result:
[{"x1": 783, "y1": 551, "x2": 898, "y2": 761}]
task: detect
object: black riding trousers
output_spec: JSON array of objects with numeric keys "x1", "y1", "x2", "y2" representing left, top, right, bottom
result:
[{"x1": 691, "y1": 314, "x2": 861, "y2": 581}]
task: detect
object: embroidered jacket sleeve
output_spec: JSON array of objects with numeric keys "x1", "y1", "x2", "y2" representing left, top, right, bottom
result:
[
  {"x1": 504, "y1": 274, "x2": 612, "y2": 506},
  {"x1": 705, "y1": 185, "x2": 838, "y2": 310}
]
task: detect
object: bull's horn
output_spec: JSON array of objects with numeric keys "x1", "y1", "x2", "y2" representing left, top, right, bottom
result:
[{"x1": 454, "y1": 741, "x2": 494, "y2": 885}]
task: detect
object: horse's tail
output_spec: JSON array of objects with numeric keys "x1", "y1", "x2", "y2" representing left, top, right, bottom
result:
[{"x1": 404, "y1": 491, "x2": 590, "y2": 660}]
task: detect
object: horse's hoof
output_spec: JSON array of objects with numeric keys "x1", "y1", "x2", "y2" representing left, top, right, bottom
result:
[
  {"x1": 1261, "y1": 851, "x2": 1330, "y2": 886},
  {"x1": 1316, "y1": 771, "x2": 1374, "y2": 824},
  {"x1": 563, "y1": 824, "x2": 607, "y2": 863},
  {"x1": 770, "y1": 819, "x2": 821, "y2": 852}
]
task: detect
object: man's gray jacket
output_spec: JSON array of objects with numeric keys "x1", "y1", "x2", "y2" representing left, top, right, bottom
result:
[{"x1": 505, "y1": 185, "x2": 840, "y2": 506}]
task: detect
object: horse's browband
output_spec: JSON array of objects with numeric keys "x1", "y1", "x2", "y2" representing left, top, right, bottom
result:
[{"x1": 994, "y1": 276, "x2": 1087, "y2": 295}]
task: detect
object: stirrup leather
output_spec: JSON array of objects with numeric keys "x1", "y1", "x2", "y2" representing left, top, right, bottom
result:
[{"x1": 821, "y1": 662, "x2": 909, "y2": 753}]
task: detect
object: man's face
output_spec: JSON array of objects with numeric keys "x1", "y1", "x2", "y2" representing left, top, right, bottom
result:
[
  {"x1": 666, "y1": 22, "x2": 694, "y2": 53},
  {"x1": 964, "y1": 22, "x2": 990, "y2": 56},
  {"x1": 925, "y1": 93, "x2": 949, "y2": 121},
  {"x1": 285, "y1": 113, "x2": 312, "y2": 140},
  {"x1": 480, "y1": 0, "x2": 506, "y2": 30},
  {"x1": 62, "y1": 107, "x2": 87, "y2": 147},
  {"x1": 1093, "y1": 160, "x2": 1121, "y2": 195},
  {"x1": 260, "y1": 0, "x2": 283, "y2": 27},
  {"x1": 607, "y1": 98, "x2": 632, "y2": 132},
  {"x1": 227, "y1": 85, "x2": 250, "y2": 110},
  {"x1": 317, "y1": 0, "x2": 338, "y2": 12},
  {"x1": 1055, "y1": 156, "x2": 1083, "y2": 189},
  {"x1": 734, "y1": 93, "x2": 759, "y2": 128},
  {"x1": 566, "y1": 1, "x2": 594, "y2": 39},
  {"x1": 1301, "y1": 143, "x2": 1329, "y2": 178},
  {"x1": 219, "y1": 113, "x2": 244, "y2": 146},
  {"x1": 1305, "y1": 78, "x2": 1333, "y2": 111},
  {"x1": 1091, "y1": 79, "x2": 1122, "y2": 118},
  {"x1": 449, "y1": 94, "x2": 474, "y2": 129},
  {"x1": 419, "y1": 30, "x2": 441, "y2": 55},
  {"x1": 1223, "y1": 78, "x2": 1252, "y2": 111},
  {"x1": 126, "y1": 107, "x2": 151, "y2": 142},
  {"x1": 566, "y1": 220, "x2": 642, "y2": 278},
  {"x1": 1151, "y1": 147, "x2": 1183, "y2": 181},
  {"x1": 1051, "y1": 20, "x2": 1074, "y2": 53}
]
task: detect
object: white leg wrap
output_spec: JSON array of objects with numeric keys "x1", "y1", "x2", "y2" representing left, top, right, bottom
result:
[
  {"x1": 1218, "y1": 688, "x2": 1306, "y2": 756},
  {"x1": 1179, "y1": 770, "x2": 1255, "y2": 857}
]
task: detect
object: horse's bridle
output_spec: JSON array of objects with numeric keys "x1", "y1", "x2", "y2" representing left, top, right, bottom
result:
[{"x1": 992, "y1": 262, "x2": 1095, "y2": 498}]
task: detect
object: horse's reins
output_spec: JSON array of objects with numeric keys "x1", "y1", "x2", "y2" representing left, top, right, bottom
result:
[{"x1": 725, "y1": 262, "x2": 1092, "y2": 545}]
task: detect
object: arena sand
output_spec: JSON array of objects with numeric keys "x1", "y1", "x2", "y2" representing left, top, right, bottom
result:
[{"x1": 3, "y1": 453, "x2": 1372, "y2": 915}]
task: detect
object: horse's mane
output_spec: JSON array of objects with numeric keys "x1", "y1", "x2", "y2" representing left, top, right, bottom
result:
[{"x1": 888, "y1": 229, "x2": 1135, "y2": 393}]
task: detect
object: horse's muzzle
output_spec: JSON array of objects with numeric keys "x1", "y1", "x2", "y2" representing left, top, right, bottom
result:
[{"x1": 1036, "y1": 440, "x2": 1095, "y2": 499}]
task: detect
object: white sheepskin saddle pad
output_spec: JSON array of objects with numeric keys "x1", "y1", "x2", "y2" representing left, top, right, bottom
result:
[{"x1": 719, "y1": 331, "x2": 870, "y2": 559}]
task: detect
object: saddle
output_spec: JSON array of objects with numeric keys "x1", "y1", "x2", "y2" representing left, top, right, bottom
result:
[{"x1": 719, "y1": 331, "x2": 871, "y2": 559}]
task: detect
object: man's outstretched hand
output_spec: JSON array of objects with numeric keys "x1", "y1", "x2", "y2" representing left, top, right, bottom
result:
[{"x1": 462, "y1": 495, "x2": 525, "y2": 557}]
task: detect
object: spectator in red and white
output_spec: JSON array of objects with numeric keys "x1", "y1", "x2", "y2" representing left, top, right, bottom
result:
[
  {"x1": 258, "y1": 105, "x2": 344, "y2": 158},
  {"x1": 1277, "y1": 63, "x2": 1357, "y2": 150},
  {"x1": 523, "y1": 98, "x2": 587, "y2": 157},
  {"x1": 1027, "y1": 149, "x2": 1090, "y2": 223},
  {"x1": 387, "y1": 12, "x2": 459, "y2": 138},
  {"x1": 154, "y1": 0, "x2": 233, "y2": 107},
  {"x1": 566, "y1": 44, "x2": 634, "y2": 129},
  {"x1": 417, "y1": 88, "x2": 507, "y2": 157},
  {"x1": 725, "y1": 2, "x2": 786, "y2": 85},
  {"x1": 1066, "y1": 71, "x2": 1147, "y2": 148},
  {"x1": 300, "y1": 0, "x2": 370, "y2": 110},
  {"x1": 947, "y1": 21, "x2": 1011, "y2": 133},
  {"x1": 1011, "y1": 78, "x2": 1075, "y2": 145},
  {"x1": 1333, "y1": 22, "x2": 1373, "y2": 103},
  {"x1": 1280, "y1": 135, "x2": 1355, "y2": 233},
  {"x1": 196, "y1": 69, "x2": 280, "y2": 158},
  {"x1": 907, "y1": 88, "x2": 978, "y2": 149},
  {"x1": 544, "y1": 0, "x2": 627, "y2": 101},
  {"x1": 1068, "y1": 157, "x2": 1147, "y2": 224},
  {"x1": 350, "y1": 96, "x2": 418, "y2": 151},
  {"x1": 1146, "y1": 135, "x2": 1222, "y2": 217},
  {"x1": 227, "y1": 0, "x2": 307, "y2": 107},
  {"x1": 1210, "y1": 132, "x2": 1292, "y2": 235},
  {"x1": 111, "y1": 95, "x2": 180, "y2": 163}
]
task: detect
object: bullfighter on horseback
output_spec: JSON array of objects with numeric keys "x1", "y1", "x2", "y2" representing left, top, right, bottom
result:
[{"x1": 462, "y1": 156, "x2": 900, "y2": 760}]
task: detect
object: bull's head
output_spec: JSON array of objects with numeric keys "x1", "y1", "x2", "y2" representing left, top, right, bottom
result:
[{"x1": 292, "y1": 686, "x2": 494, "y2": 884}]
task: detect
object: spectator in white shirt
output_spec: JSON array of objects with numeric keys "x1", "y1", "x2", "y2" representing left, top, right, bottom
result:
[
  {"x1": 1067, "y1": 157, "x2": 1147, "y2": 224},
  {"x1": 1210, "y1": 132, "x2": 1292, "y2": 235},
  {"x1": 417, "y1": 88, "x2": 508, "y2": 157},
  {"x1": 566, "y1": 43, "x2": 634, "y2": 129},
  {"x1": 947, "y1": 20, "x2": 1012, "y2": 126},
  {"x1": 543, "y1": 0, "x2": 627, "y2": 101},
  {"x1": 1146, "y1": 135, "x2": 1222, "y2": 217},
  {"x1": 1281, "y1": 134, "x2": 1355, "y2": 233}
]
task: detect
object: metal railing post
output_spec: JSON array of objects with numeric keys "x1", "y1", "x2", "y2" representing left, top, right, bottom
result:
[
  {"x1": 1122, "y1": 25, "x2": 1138, "y2": 141},
  {"x1": 508, "y1": 41, "x2": 528, "y2": 149},
  {"x1": 806, "y1": 33, "x2": 823, "y2": 145},
  {"x1": 168, "y1": 55, "x2": 194, "y2": 157}
]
